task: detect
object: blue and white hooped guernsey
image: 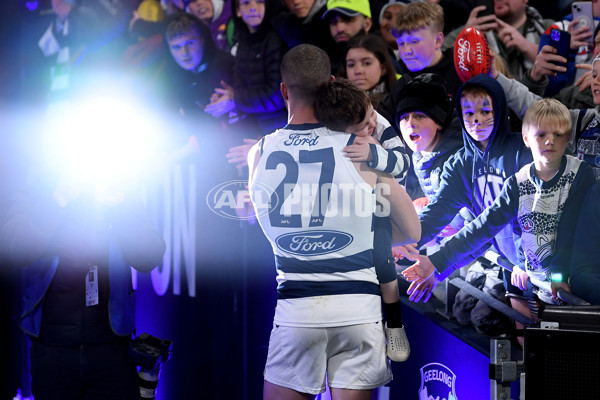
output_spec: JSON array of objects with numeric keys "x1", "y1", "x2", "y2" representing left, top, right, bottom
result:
[{"x1": 250, "y1": 123, "x2": 381, "y2": 328}]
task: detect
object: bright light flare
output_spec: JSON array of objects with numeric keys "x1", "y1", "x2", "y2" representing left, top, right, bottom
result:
[{"x1": 44, "y1": 94, "x2": 164, "y2": 197}]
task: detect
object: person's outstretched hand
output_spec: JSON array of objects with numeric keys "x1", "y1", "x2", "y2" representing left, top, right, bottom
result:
[
  {"x1": 392, "y1": 243, "x2": 419, "y2": 262},
  {"x1": 227, "y1": 138, "x2": 259, "y2": 169},
  {"x1": 401, "y1": 254, "x2": 436, "y2": 284},
  {"x1": 407, "y1": 273, "x2": 439, "y2": 303},
  {"x1": 495, "y1": 18, "x2": 538, "y2": 62}
]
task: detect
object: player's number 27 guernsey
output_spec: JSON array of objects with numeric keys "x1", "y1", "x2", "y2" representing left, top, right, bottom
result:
[{"x1": 250, "y1": 124, "x2": 382, "y2": 327}]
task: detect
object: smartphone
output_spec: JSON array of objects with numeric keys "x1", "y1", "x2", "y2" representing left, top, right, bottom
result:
[
  {"x1": 548, "y1": 28, "x2": 571, "y2": 69},
  {"x1": 572, "y1": 1, "x2": 594, "y2": 45},
  {"x1": 475, "y1": 0, "x2": 494, "y2": 17}
]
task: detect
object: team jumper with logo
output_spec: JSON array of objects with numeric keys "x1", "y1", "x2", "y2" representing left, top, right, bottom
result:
[
  {"x1": 417, "y1": 74, "x2": 533, "y2": 267},
  {"x1": 428, "y1": 156, "x2": 594, "y2": 303},
  {"x1": 250, "y1": 123, "x2": 382, "y2": 327}
]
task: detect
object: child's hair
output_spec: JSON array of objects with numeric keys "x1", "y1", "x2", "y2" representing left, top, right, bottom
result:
[
  {"x1": 232, "y1": 0, "x2": 272, "y2": 34},
  {"x1": 165, "y1": 12, "x2": 218, "y2": 54},
  {"x1": 313, "y1": 78, "x2": 370, "y2": 132},
  {"x1": 490, "y1": 48, "x2": 512, "y2": 79},
  {"x1": 339, "y1": 35, "x2": 397, "y2": 93},
  {"x1": 522, "y1": 98, "x2": 572, "y2": 134},
  {"x1": 391, "y1": 2, "x2": 443, "y2": 38},
  {"x1": 460, "y1": 85, "x2": 492, "y2": 102},
  {"x1": 166, "y1": 13, "x2": 200, "y2": 40}
]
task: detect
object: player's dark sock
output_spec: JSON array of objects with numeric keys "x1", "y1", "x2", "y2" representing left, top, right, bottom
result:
[{"x1": 384, "y1": 300, "x2": 403, "y2": 328}]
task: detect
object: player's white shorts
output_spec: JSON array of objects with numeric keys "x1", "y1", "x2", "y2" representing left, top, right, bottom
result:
[{"x1": 264, "y1": 321, "x2": 392, "y2": 395}]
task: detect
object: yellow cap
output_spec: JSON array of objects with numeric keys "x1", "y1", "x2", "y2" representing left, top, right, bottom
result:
[
  {"x1": 323, "y1": 0, "x2": 371, "y2": 20},
  {"x1": 137, "y1": 0, "x2": 166, "y2": 22}
]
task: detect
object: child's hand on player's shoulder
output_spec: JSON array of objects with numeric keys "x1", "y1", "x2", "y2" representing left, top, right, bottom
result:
[{"x1": 343, "y1": 137, "x2": 377, "y2": 162}]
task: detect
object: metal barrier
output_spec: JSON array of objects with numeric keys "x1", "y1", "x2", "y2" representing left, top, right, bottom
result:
[
  {"x1": 480, "y1": 251, "x2": 598, "y2": 399},
  {"x1": 481, "y1": 250, "x2": 590, "y2": 306}
]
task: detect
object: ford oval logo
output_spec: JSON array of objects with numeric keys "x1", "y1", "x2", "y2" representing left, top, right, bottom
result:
[{"x1": 275, "y1": 230, "x2": 353, "y2": 256}]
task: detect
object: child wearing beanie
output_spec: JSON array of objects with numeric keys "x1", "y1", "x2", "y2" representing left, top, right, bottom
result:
[
  {"x1": 395, "y1": 74, "x2": 464, "y2": 236},
  {"x1": 314, "y1": 78, "x2": 411, "y2": 362}
]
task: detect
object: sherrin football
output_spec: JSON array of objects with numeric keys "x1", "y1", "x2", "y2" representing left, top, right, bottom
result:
[{"x1": 453, "y1": 27, "x2": 491, "y2": 82}]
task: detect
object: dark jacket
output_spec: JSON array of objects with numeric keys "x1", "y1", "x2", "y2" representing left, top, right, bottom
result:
[
  {"x1": 417, "y1": 74, "x2": 533, "y2": 265},
  {"x1": 1, "y1": 188, "x2": 165, "y2": 340},
  {"x1": 413, "y1": 125, "x2": 463, "y2": 200},
  {"x1": 232, "y1": 5, "x2": 288, "y2": 135},
  {"x1": 164, "y1": 13, "x2": 235, "y2": 119},
  {"x1": 272, "y1": 0, "x2": 332, "y2": 51}
]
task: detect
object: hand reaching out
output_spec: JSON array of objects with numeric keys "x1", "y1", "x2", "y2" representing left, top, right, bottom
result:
[
  {"x1": 407, "y1": 273, "x2": 439, "y2": 303},
  {"x1": 226, "y1": 138, "x2": 259, "y2": 169},
  {"x1": 392, "y1": 243, "x2": 419, "y2": 262},
  {"x1": 401, "y1": 254, "x2": 436, "y2": 284}
]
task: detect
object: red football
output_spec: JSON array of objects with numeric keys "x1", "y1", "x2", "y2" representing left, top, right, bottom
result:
[{"x1": 453, "y1": 27, "x2": 491, "y2": 82}]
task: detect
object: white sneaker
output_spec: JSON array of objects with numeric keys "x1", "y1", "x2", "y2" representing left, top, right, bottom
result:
[{"x1": 385, "y1": 323, "x2": 410, "y2": 362}]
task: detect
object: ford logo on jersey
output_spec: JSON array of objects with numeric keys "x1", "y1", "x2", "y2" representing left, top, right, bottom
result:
[{"x1": 275, "y1": 230, "x2": 353, "y2": 256}]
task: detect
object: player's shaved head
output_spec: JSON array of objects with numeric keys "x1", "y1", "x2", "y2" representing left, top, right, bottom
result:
[{"x1": 281, "y1": 44, "x2": 332, "y2": 104}]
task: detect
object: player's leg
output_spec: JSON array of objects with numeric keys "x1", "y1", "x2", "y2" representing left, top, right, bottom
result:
[
  {"x1": 374, "y1": 216, "x2": 410, "y2": 362},
  {"x1": 263, "y1": 381, "x2": 314, "y2": 400},
  {"x1": 327, "y1": 323, "x2": 392, "y2": 395},
  {"x1": 380, "y1": 280, "x2": 410, "y2": 362},
  {"x1": 330, "y1": 388, "x2": 373, "y2": 400},
  {"x1": 263, "y1": 325, "x2": 327, "y2": 399}
]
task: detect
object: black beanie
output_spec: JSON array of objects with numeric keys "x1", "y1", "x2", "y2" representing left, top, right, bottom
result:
[{"x1": 395, "y1": 73, "x2": 452, "y2": 127}]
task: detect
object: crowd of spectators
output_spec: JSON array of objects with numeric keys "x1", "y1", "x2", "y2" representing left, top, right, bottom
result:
[{"x1": 29, "y1": 0, "x2": 600, "y2": 341}]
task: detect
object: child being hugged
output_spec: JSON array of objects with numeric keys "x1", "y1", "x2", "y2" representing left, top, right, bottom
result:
[
  {"x1": 205, "y1": 0, "x2": 288, "y2": 136},
  {"x1": 314, "y1": 78, "x2": 410, "y2": 362}
]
